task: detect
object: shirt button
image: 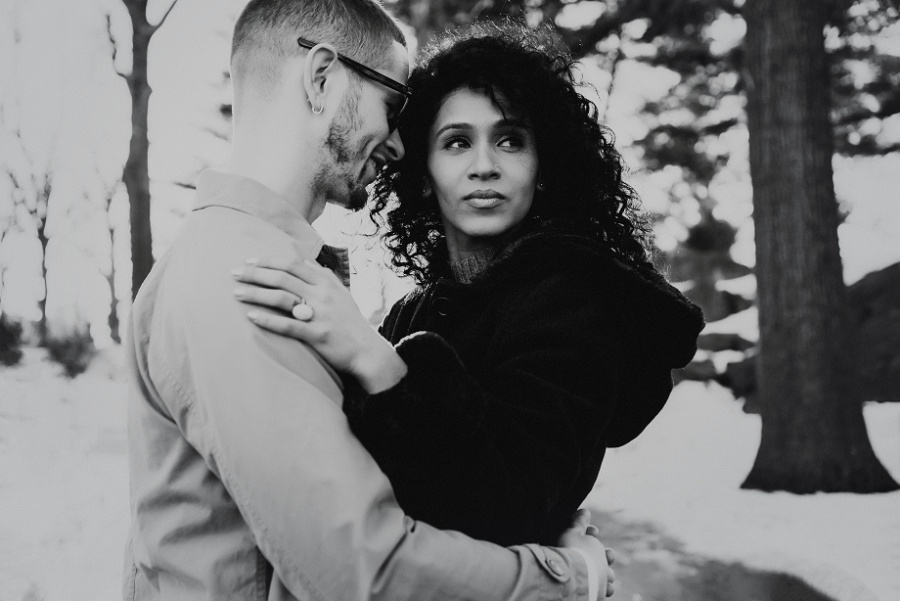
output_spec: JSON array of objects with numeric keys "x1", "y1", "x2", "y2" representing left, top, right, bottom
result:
[{"x1": 546, "y1": 558, "x2": 566, "y2": 578}]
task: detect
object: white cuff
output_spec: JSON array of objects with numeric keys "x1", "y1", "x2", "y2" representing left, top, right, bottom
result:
[{"x1": 573, "y1": 548, "x2": 600, "y2": 600}]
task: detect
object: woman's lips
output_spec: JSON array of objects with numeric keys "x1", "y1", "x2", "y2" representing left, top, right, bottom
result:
[{"x1": 464, "y1": 190, "x2": 505, "y2": 209}]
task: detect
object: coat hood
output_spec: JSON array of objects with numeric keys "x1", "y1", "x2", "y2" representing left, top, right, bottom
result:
[{"x1": 480, "y1": 220, "x2": 705, "y2": 446}]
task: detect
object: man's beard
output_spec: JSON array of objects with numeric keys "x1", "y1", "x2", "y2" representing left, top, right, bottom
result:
[{"x1": 313, "y1": 89, "x2": 371, "y2": 212}]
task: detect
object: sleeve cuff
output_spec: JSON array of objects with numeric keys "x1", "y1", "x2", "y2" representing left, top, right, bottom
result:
[{"x1": 573, "y1": 548, "x2": 600, "y2": 601}]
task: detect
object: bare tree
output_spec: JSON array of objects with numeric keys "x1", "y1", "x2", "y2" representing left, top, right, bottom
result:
[
  {"x1": 106, "y1": 0, "x2": 179, "y2": 300},
  {"x1": 0, "y1": 123, "x2": 51, "y2": 343},
  {"x1": 92, "y1": 164, "x2": 123, "y2": 344}
]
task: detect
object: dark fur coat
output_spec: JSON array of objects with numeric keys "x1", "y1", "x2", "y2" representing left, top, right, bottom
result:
[{"x1": 344, "y1": 221, "x2": 704, "y2": 546}]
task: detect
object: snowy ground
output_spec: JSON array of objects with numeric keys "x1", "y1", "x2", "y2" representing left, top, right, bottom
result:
[
  {"x1": 588, "y1": 382, "x2": 900, "y2": 601},
  {"x1": 0, "y1": 346, "x2": 898, "y2": 601}
]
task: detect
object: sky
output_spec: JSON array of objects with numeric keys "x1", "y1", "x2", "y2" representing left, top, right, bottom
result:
[{"x1": 1, "y1": 0, "x2": 899, "y2": 344}]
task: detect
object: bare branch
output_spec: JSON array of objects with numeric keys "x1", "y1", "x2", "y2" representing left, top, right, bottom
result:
[
  {"x1": 201, "y1": 125, "x2": 230, "y2": 142},
  {"x1": 148, "y1": 0, "x2": 179, "y2": 34},
  {"x1": 105, "y1": 13, "x2": 129, "y2": 80},
  {"x1": 598, "y1": 44, "x2": 623, "y2": 123}
]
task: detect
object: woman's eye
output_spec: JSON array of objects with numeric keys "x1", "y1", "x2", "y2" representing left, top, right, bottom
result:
[
  {"x1": 498, "y1": 136, "x2": 525, "y2": 149},
  {"x1": 443, "y1": 137, "x2": 470, "y2": 150}
]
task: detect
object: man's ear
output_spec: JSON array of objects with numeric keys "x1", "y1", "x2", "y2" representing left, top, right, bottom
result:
[{"x1": 302, "y1": 43, "x2": 342, "y2": 114}]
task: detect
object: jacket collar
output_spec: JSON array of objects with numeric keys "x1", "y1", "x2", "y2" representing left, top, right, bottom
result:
[{"x1": 193, "y1": 170, "x2": 324, "y2": 260}]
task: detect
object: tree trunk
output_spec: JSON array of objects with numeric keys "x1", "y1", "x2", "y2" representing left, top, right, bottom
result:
[
  {"x1": 107, "y1": 229, "x2": 121, "y2": 344},
  {"x1": 36, "y1": 182, "x2": 50, "y2": 345},
  {"x1": 742, "y1": 0, "x2": 897, "y2": 492},
  {"x1": 123, "y1": 22, "x2": 154, "y2": 301},
  {"x1": 36, "y1": 220, "x2": 49, "y2": 344}
]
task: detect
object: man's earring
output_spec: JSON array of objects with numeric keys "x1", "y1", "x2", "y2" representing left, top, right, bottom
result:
[
  {"x1": 312, "y1": 104, "x2": 324, "y2": 115},
  {"x1": 536, "y1": 181, "x2": 545, "y2": 191}
]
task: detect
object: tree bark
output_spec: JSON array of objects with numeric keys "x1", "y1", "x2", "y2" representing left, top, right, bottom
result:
[
  {"x1": 36, "y1": 195, "x2": 49, "y2": 345},
  {"x1": 123, "y1": 9, "x2": 153, "y2": 300},
  {"x1": 118, "y1": 0, "x2": 178, "y2": 300},
  {"x1": 742, "y1": 0, "x2": 897, "y2": 492},
  {"x1": 107, "y1": 217, "x2": 121, "y2": 344}
]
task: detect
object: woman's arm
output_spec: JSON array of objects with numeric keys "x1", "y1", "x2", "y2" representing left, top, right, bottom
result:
[
  {"x1": 234, "y1": 258, "x2": 617, "y2": 545},
  {"x1": 232, "y1": 257, "x2": 407, "y2": 393},
  {"x1": 345, "y1": 272, "x2": 618, "y2": 546}
]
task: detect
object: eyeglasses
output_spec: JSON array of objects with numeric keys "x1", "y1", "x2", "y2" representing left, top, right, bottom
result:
[{"x1": 297, "y1": 37, "x2": 411, "y2": 131}]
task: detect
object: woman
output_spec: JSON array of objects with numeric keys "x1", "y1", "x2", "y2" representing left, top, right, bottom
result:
[{"x1": 233, "y1": 23, "x2": 704, "y2": 548}]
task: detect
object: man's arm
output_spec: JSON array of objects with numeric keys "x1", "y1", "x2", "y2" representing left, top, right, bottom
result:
[{"x1": 152, "y1": 241, "x2": 601, "y2": 601}]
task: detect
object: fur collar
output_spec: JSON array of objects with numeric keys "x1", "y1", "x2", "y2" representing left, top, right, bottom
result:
[{"x1": 466, "y1": 219, "x2": 705, "y2": 368}]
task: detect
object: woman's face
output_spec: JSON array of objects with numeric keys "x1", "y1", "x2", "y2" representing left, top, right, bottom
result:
[{"x1": 425, "y1": 88, "x2": 539, "y2": 259}]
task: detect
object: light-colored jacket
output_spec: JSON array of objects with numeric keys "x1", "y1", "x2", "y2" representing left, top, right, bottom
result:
[{"x1": 123, "y1": 171, "x2": 592, "y2": 601}]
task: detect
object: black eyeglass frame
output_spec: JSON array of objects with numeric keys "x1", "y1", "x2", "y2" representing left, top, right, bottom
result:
[{"x1": 297, "y1": 37, "x2": 411, "y2": 129}]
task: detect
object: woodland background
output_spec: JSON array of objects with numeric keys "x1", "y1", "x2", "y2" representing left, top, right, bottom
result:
[{"x1": 1, "y1": 0, "x2": 899, "y2": 600}]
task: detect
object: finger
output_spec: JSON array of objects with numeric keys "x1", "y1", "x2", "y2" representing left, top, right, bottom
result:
[
  {"x1": 247, "y1": 310, "x2": 315, "y2": 341},
  {"x1": 586, "y1": 525, "x2": 600, "y2": 538},
  {"x1": 232, "y1": 266, "x2": 313, "y2": 298},
  {"x1": 245, "y1": 255, "x2": 295, "y2": 272},
  {"x1": 233, "y1": 285, "x2": 300, "y2": 314},
  {"x1": 567, "y1": 508, "x2": 591, "y2": 533},
  {"x1": 291, "y1": 303, "x2": 314, "y2": 321},
  {"x1": 605, "y1": 547, "x2": 616, "y2": 566},
  {"x1": 605, "y1": 580, "x2": 615, "y2": 598},
  {"x1": 607, "y1": 567, "x2": 616, "y2": 584}
]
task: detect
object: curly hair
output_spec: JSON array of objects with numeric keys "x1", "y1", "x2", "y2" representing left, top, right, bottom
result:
[{"x1": 371, "y1": 21, "x2": 652, "y2": 285}]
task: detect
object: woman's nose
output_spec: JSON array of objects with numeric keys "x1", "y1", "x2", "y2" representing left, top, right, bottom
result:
[{"x1": 468, "y1": 145, "x2": 499, "y2": 180}]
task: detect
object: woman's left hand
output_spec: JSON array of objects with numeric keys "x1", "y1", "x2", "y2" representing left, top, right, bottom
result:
[{"x1": 231, "y1": 256, "x2": 406, "y2": 393}]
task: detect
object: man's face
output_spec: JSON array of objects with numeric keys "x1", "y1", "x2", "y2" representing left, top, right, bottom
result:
[{"x1": 313, "y1": 41, "x2": 409, "y2": 212}]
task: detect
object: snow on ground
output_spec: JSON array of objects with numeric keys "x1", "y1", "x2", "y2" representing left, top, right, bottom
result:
[
  {"x1": 587, "y1": 382, "x2": 900, "y2": 601},
  {"x1": 0, "y1": 347, "x2": 898, "y2": 601},
  {"x1": 0, "y1": 348, "x2": 129, "y2": 601}
]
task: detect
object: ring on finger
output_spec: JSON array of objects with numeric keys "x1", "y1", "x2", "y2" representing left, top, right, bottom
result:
[{"x1": 291, "y1": 298, "x2": 314, "y2": 321}]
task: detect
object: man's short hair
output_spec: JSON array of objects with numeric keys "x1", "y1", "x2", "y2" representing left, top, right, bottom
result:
[{"x1": 232, "y1": 0, "x2": 406, "y2": 97}]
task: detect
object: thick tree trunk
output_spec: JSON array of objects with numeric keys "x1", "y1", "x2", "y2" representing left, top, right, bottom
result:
[
  {"x1": 742, "y1": 0, "x2": 897, "y2": 492},
  {"x1": 123, "y1": 23, "x2": 153, "y2": 301},
  {"x1": 118, "y1": 0, "x2": 178, "y2": 299}
]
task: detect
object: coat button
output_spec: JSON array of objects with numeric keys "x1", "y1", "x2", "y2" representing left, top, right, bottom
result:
[
  {"x1": 433, "y1": 296, "x2": 451, "y2": 317},
  {"x1": 546, "y1": 558, "x2": 567, "y2": 578}
]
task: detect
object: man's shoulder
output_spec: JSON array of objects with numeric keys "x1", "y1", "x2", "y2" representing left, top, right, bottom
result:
[
  {"x1": 130, "y1": 208, "x2": 316, "y2": 360},
  {"x1": 129, "y1": 208, "x2": 343, "y2": 410},
  {"x1": 147, "y1": 210, "x2": 308, "y2": 303}
]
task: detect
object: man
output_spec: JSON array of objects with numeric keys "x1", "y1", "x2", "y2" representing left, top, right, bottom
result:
[{"x1": 124, "y1": 1, "x2": 612, "y2": 599}]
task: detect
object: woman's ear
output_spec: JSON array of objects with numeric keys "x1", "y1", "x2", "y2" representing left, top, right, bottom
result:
[
  {"x1": 302, "y1": 43, "x2": 341, "y2": 115},
  {"x1": 422, "y1": 177, "x2": 433, "y2": 197}
]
